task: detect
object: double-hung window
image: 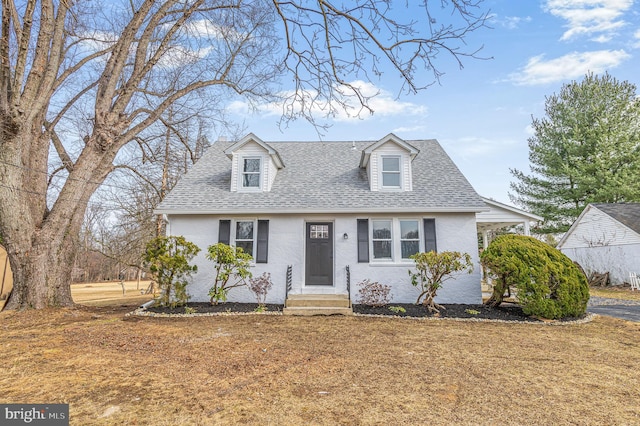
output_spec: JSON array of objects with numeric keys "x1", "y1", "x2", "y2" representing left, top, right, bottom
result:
[
  {"x1": 242, "y1": 157, "x2": 261, "y2": 189},
  {"x1": 219, "y1": 219, "x2": 269, "y2": 263},
  {"x1": 372, "y1": 220, "x2": 393, "y2": 260},
  {"x1": 235, "y1": 221, "x2": 255, "y2": 256},
  {"x1": 358, "y1": 218, "x2": 424, "y2": 262},
  {"x1": 381, "y1": 156, "x2": 401, "y2": 189},
  {"x1": 400, "y1": 220, "x2": 420, "y2": 259}
]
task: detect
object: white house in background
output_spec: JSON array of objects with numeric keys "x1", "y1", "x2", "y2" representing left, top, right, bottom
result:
[
  {"x1": 156, "y1": 133, "x2": 495, "y2": 305},
  {"x1": 557, "y1": 203, "x2": 640, "y2": 285}
]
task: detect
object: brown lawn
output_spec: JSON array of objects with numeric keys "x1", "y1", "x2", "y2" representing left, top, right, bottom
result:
[
  {"x1": 71, "y1": 281, "x2": 154, "y2": 307},
  {"x1": 589, "y1": 286, "x2": 640, "y2": 302},
  {"x1": 1, "y1": 299, "x2": 639, "y2": 425}
]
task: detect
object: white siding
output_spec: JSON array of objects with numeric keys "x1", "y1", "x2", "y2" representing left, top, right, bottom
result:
[
  {"x1": 267, "y1": 155, "x2": 278, "y2": 191},
  {"x1": 229, "y1": 141, "x2": 276, "y2": 192},
  {"x1": 561, "y1": 207, "x2": 640, "y2": 249},
  {"x1": 559, "y1": 205, "x2": 640, "y2": 285},
  {"x1": 367, "y1": 141, "x2": 412, "y2": 191},
  {"x1": 167, "y1": 212, "x2": 482, "y2": 304},
  {"x1": 562, "y1": 245, "x2": 640, "y2": 285}
]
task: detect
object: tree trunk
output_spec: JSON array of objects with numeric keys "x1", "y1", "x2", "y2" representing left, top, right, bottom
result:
[
  {"x1": 4, "y1": 228, "x2": 77, "y2": 309},
  {"x1": 0, "y1": 122, "x2": 117, "y2": 309}
]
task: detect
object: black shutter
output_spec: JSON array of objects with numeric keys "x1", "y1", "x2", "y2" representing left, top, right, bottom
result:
[
  {"x1": 219, "y1": 220, "x2": 231, "y2": 245},
  {"x1": 357, "y1": 219, "x2": 369, "y2": 263},
  {"x1": 256, "y1": 220, "x2": 269, "y2": 263},
  {"x1": 424, "y1": 218, "x2": 437, "y2": 252}
]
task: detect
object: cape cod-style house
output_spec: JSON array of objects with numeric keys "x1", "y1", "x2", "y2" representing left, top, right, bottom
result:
[{"x1": 156, "y1": 133, "x2": 513, "y2": 311}]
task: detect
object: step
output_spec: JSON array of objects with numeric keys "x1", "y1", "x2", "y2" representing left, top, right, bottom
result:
[
  {"x1": 282, "y1": 306, "x2": 353, "y2": 316},
  {"x1": 285, "y1": 294, "x2": 351, "y2": 308}
]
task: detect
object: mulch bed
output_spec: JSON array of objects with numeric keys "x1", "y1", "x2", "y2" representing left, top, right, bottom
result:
[
  {"x1": 148, "y1": 302, "x2": 283, "y2": 315},
  {"x1": 354, "y1": 303, "x2": 542, "y2": 321},
  {"x1": 144, "y1": 301, "x2": 582, "y2": 322}
]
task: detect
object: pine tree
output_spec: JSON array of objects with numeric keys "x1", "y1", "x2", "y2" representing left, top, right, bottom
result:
[{"x1": 510, "y1": 73, "x2": 640, "y2": 233}]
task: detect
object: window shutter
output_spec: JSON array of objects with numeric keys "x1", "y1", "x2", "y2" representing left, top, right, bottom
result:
[
  {"x1": 423, "y1": 218, "x2": 437, "y2": 252},
  {"x1": 219, "y1": 220, "x2": 231, "y2": 245},
  {"x1": 256, "y1": 220, "x2": 269, "y2": 263},
  {"x1": 357, "y1": 219, "x2": 369, "y2": 262}
]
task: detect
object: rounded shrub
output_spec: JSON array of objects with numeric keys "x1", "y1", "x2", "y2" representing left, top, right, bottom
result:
[{"x1": 481, "y1": 235, "x2": 589, "y2": 319}]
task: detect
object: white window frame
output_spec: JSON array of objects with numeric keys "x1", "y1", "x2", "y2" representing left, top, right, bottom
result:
[
  {"x1": 380, "y1": 155, "x2": 402, "y2": 190},
  {"x1": 370, "y1": 218, "x2": 422, "y2": 263},
  {"x1": 371, "y1": 219, "x2": 393, "y2": 261},
  {"x1": 240, "y1": 156, "x2": 262, "y2": 191},
  {"x1": 233, "y1": 219, "x2": 257, "y2": 258},
  {"x1": 399, "y1": 219, "x2": 420, "y2": 260}
]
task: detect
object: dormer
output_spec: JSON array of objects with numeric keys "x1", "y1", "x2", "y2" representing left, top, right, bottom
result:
[
  {"x1": 359, "y1": 133, "x2": 419, "y2": 191},
  {"x1": 224, "y1": 133, "x2": 284, "y2": 192}
]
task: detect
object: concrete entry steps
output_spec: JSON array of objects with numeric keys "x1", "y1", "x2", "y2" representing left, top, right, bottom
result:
[{"x1": 283, "y1": 294, "x2": 353, "y2": 316}]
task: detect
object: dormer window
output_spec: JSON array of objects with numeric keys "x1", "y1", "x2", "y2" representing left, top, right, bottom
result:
[
  {"x1": 225, "y1": 134, "x2": 284, "y2": 193},
  {"x1": 242, "y1": 157, "x2": 261, "y2": 189},
  {"x1": 381, "y1": 155, "x2": 401, "y2": 189}
]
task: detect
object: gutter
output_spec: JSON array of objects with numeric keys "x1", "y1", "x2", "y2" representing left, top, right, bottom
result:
[{"x1": 154, "y1": 206, "x2": 491, "y2": 215}]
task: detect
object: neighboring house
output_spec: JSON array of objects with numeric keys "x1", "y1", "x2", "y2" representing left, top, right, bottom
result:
[
  {"x1": 557, "y1": 203, "x2": 640, "y2": 285},
  {"x1": 155, "y1": 133, "x2": 490, "y2": 305}
]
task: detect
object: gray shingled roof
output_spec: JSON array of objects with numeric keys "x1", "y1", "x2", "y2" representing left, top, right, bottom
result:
[
  {"x1": 592, "y1": 203, "x2": 640, "y2": 234},
  {"x1": 155, "y1": 139, "x2": 486, "y2": 214}
]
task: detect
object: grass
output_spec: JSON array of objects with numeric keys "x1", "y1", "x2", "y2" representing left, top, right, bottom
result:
[
  {"x1": 1, "y1": 302, "x2": 639, "y2": 425},
  {"x1": 589, "y1": 286, "x2": 640, "y2": 302},
  {"x1": 71, "y1": 281, "x2": 154, "y2": 307}
]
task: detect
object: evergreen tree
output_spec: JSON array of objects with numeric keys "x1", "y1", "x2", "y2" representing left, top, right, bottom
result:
[{"x1": 510, "y1": 73, "x2": 640, "y2": 233}]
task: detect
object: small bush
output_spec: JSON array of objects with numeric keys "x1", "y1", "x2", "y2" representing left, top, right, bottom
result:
[
  {"x1": 357, "y1": 279, "x2": 391, "y2": 307},
  {"x1": 248, "y1": 272, "x2": 273, "y2": 307},
  {"x1": 144, "y1": 236, "x2": 200, "y2": 308},
  {"x1": 206, "y1": 243, "x2": 253, "y2": 305},
  {"x1": 481, "y1": 235, "x2": 589, "y2": 319},
  {"x1": 388, "y1": 306, "x2": 406, "y2": 314},
  {"x1": 408, "y1": 251, "x2": 473, "y2": 312}
]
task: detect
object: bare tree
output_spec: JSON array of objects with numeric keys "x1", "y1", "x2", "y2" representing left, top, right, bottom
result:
[{"x1": 0, "y1": 0, "x2": 489, "y2": 309}]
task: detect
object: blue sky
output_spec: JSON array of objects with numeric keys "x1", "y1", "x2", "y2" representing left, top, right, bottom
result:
[{"x1": 228, "y1": 1, "x2": 640, "y2": 205}]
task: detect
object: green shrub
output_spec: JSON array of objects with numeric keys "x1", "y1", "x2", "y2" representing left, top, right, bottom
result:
[
  {"x1": 206, "y1": 243, "x2": 253, "y2": 305},
  {"x1": 388, "y1": 306, "x2": 406, "y2": 314},
  {"x1": 144, "y1": 236, "x2": 201, "y2": 308},
  {"x1": 408, "y1": 251, "x2": 473, "y2": 313},
  {"x1": 481, "y1": 235, "x2": 589, "y2": 319}
]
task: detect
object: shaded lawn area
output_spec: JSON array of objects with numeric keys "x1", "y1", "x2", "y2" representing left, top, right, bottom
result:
[{"x1": 1, "y1": 304, "x2": 639, "y2": 425}]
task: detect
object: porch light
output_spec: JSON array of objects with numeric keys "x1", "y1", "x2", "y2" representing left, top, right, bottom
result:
[{"x1": 343, "y1": 233, "x2": 348, "y2": 240}]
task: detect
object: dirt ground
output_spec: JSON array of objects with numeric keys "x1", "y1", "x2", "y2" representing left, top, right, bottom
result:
[{"x1": 1, "y1": 296, "x2": 639, "y2": 425}]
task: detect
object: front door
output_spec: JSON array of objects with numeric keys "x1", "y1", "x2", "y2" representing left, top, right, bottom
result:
[{"x1": 305, "y1": 223, "x2": 333, "y2": 286}]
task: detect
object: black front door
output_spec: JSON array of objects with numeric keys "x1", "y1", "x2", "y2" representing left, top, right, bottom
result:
[{"x1": 305, "y1": 222, "x2": 333, "y2": 286}]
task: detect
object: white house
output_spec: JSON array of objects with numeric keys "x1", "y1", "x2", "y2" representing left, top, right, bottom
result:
[
  {"x1": 557, "y1": 203, "x2": 640, "y2": 285},
  {"x1": 156, "y1": 133, "x2": 491, "y2": 306}
]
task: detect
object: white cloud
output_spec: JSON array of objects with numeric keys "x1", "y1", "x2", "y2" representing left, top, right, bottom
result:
[
  {"x1": 231, "y1": 81, "x2": 427, "y2": 122},
  {"x1": 442, "y1": 136, "x2": 518, "y2": 161},
  {"x1": 634, "y1": 29, "x2": 640, "y2": 48},
  {"x1": 392, "y1": 125, "x2": 428, "y2": 134},
  {"x1": 544, "y1": 0, "x2": 633, "y2": 42},
  {"x1": 182, "y1": 19, "x2": 243, "y2": 41},
  {"x1": 508, "y1": 50, "x2": 630, "y2": 85},
  {"x1": 157, "y1": 45, "x2": 214, "y2": 68},
  {"x1": 496, "y1": 15, "x2": 532, "y2": 30}
]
